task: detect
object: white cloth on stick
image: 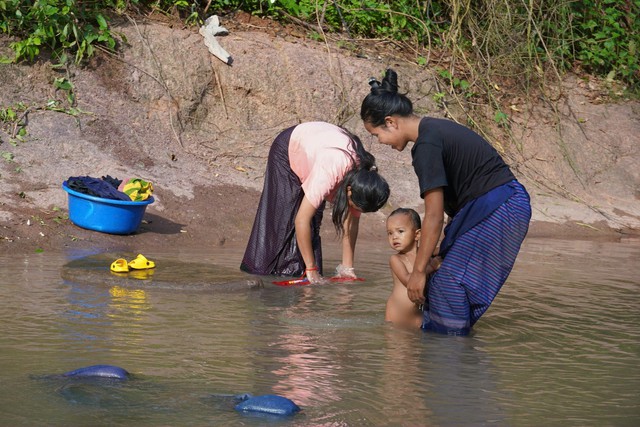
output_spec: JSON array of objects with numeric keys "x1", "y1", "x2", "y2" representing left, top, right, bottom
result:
[{"x1": 199, "y1": 15, "x2": 232, "y2": 65}]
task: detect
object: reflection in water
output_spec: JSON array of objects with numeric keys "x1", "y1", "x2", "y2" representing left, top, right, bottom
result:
[
  {"x1": 107, "y1": 285, "x2": 150, "y2": 322},
  {"x1": 271, "y1": 332, "x2": 340, "y2": 406},
  {"x1": 378, "y1": 327, "x2": 432, "y2": 422},
  {"x1": 110, "y1": 269, "x2": 155, "y2": 281},
  {"x1": 418, "y1": 335, "x2": 507, "y2": 425},
  {"x1": 62, "y1": 281, "x2": 151, "y2": 352},
  {"x1": 107, "y1": 286, "x2": 150, "y2": 350},
  {"x1": 109, "y1": 286, "x2": 148, "y2": 304},
  {"x1": 267, "y1": 285, "x2": 359, "y2": 408},
  {"x1": 0, "y1": 238, "x2": 638, "y2": 426}
]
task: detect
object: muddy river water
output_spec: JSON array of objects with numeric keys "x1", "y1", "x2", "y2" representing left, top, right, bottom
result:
[{"x1": 1, "y1": 237, "x2": 638, "y2": 426}]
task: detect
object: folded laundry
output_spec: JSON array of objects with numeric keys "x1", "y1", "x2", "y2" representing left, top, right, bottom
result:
[
  {"x1": 101, "y1": 174, "x2": 122, "y2": 189},
  {"x1": 66, "y1": 175, "x2": 130, "y2": 201}
]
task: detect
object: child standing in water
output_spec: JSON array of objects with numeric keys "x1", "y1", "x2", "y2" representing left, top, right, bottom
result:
[
  {"x1": 386, "y1": 208, "x2": 441, "y2": 328},
  {"x1": 363, "y1": 69, "x2": 530, "y2": 334}
]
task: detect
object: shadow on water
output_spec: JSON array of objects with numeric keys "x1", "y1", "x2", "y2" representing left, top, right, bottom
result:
[
  {"x1": 28, "y1": 372, "x2": 204, "y2": 425},
  {"x1": 61, "y1": 253, "x2": 264, "y2": 292},
  {"x1": 30, "y1": 367, "x2": 297, "y2": 424}
]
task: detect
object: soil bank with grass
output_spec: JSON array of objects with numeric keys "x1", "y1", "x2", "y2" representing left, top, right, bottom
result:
[{"x1": 1, "y1": 14, "x2": 639, "y2": 256}]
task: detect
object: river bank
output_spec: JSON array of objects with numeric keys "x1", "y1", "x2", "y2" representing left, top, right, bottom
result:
[{"x1": 1, "y1": 13, "x2": 638, "y2": 255}]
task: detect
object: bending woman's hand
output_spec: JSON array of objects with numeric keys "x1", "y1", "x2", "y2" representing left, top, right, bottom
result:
[
  {"x1": 296, "y1": 197, "x2": 325, "y2": 284},
  {"x1": 306, "y1": 269, "x2": 325, "y2": 284},
  {"x1": 334, "y1": 264, "x2": 357, "y2": 279}
]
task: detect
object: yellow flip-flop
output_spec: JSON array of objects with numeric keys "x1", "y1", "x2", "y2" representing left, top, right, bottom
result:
[
  {"x1": 128, "y1": 254, "x2": 155, "y2": 270},
  {"x1": 110, "y1": 258, "x2": 129, "y2": 273}
]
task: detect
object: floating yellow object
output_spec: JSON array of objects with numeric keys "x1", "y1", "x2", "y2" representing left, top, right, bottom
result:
[
  {"x1": 128, "y1": 254, "x2": 155, "y2": 270},
  {"x1": 110, "y1": 258, "x2": 129, "y2": 272}
]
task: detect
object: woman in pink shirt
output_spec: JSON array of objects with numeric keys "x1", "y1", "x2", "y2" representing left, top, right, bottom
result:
[{"x1": 241, "y1": 122, "x2": 390, "y2": 284}]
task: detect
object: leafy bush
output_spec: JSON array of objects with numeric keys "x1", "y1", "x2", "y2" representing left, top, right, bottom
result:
[
  {"x1": 0, "y1": 0, "x2": 116, "y2": 63},
  {"x1": 0, "y1": 0, "x2": 637, "y2": 91},
  {"x1": 572, "y1": 0, "x2": 639, "y2": 85}
]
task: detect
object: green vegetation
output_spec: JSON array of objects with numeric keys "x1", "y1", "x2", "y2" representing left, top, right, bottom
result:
[
  {"x1": 1, "y1": 0, "x2": 637, "y2": 92},
  {"x1": 0, "y1": 102, "x2": 28, "y2": 143},
  {"x1": 0, "y1": 0, "x2": 116, "y2": 63},
  {"x1": 573, "y1": 0, "x2": 639, "y2": 85},
  {"x1": 0, "y1": 84, "x2": 84, "y2": 145},
  {"x1": 0, "y1": 0, "x2": 638, "y2": 134}
]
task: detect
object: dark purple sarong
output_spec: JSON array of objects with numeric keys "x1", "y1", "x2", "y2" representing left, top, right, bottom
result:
[{"x1": 240, "y1": 126, "x2": 325, "y2": 277}]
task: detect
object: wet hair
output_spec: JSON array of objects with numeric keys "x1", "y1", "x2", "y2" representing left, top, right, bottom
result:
[
  {"x1": 388, "y1": 207, "x2": 421, "y2": 230},
  {"x1": 360, "y1": 68, "x2": 413, "y2": 126},
  {"x1": 332, "y1": 129, "x2": 390, "y2": 235}
]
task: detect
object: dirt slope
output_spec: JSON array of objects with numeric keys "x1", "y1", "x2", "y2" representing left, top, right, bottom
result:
[{"x1": 1, "y1": 13, "x2": 639, "y2": 254}]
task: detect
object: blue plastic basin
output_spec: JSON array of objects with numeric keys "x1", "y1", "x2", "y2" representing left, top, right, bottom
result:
[{"x1": 62, "y1": 181, "x2": 154, "y2": 235}]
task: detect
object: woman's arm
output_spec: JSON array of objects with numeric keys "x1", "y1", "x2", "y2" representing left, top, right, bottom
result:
[
  {"x1": 336, "y1": 211, "x2": 359, "y2": 278},
  {"x1": 295, "y1": 196, "x2": 323, "y2": 282},
  {"x1": 342, "y1": 211, "x2": 359, "y2": 267},
  {"x1": 407, "y1": 188, "x2": 445, "y2": 304}
]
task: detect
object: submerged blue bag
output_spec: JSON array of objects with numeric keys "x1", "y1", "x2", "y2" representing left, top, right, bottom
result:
[
  {"x1": 235, "y1": 394, "x2": 300, "y2": 416},
  {"x1": 62, "y1": 364, "x2": 130, "y2": 380}
]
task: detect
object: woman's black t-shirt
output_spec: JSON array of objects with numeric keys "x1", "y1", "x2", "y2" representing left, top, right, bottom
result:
[{"x1": 411, "y1": 117, "x2": 515, "y2": 217}]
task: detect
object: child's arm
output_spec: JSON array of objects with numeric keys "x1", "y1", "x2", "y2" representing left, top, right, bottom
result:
[
  {"x1": 390, "y1": 255, "x2": 443, "y2": 289},
  {"x1": 389, "y1": 255, "x2": 411, "y2": 288}
]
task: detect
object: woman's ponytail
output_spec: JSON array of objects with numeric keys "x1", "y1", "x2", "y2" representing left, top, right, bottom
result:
[{"x1": 361, "y1": 68, "x2": 413, "y2": 126}]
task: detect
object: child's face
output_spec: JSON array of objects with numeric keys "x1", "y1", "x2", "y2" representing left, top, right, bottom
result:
[{"x1": 386, "y1": 213, "x2": 420, "y2": 253}]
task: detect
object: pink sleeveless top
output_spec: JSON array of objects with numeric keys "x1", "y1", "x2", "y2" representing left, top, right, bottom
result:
[{"x1": 288, "y1": 122, "x2": 359, "y2": 214}]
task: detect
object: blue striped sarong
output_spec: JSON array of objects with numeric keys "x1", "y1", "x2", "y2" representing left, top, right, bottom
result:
[{"x1": 422, "y1": 181, "x2": 531, "y2": 335}]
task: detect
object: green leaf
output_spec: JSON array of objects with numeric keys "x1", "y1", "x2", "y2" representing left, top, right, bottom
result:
[
  {"x1": 54, "y1": 77, "x2": 73, "y2": 91},
  {"x1": 96, "y1": 14, "x2": 107, "y2": 30}
]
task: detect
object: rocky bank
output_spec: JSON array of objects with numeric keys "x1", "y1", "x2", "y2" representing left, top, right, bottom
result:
[{"x1": 1, "y1": 13, "x2": 639, "y2": 255}]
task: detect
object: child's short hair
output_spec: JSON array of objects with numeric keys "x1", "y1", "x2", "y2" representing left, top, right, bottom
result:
[{"x1": 388, "y1": 207, "x2": 421, "y2": 230}]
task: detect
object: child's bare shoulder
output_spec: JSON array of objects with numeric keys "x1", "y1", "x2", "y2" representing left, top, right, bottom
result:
[
  {"x1": 389, "y1": 253, "x2": 404, "y2": 266},
  {"x1": 389, "y1": 253, "x2": 408, "y2": 272}
]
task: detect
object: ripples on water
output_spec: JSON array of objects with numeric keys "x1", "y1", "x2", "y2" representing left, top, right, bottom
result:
[{"x1": 0, "y1": 238, "x2": 639, "y2": 426}]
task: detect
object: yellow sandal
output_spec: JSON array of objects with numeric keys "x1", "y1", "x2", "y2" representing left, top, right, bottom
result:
[
  {"x1": 110, "y1": 258, "x2": 129, "y2": 273},
  {"x1": 128, "y1": 254, "x2": 155, "y2": 270}
]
